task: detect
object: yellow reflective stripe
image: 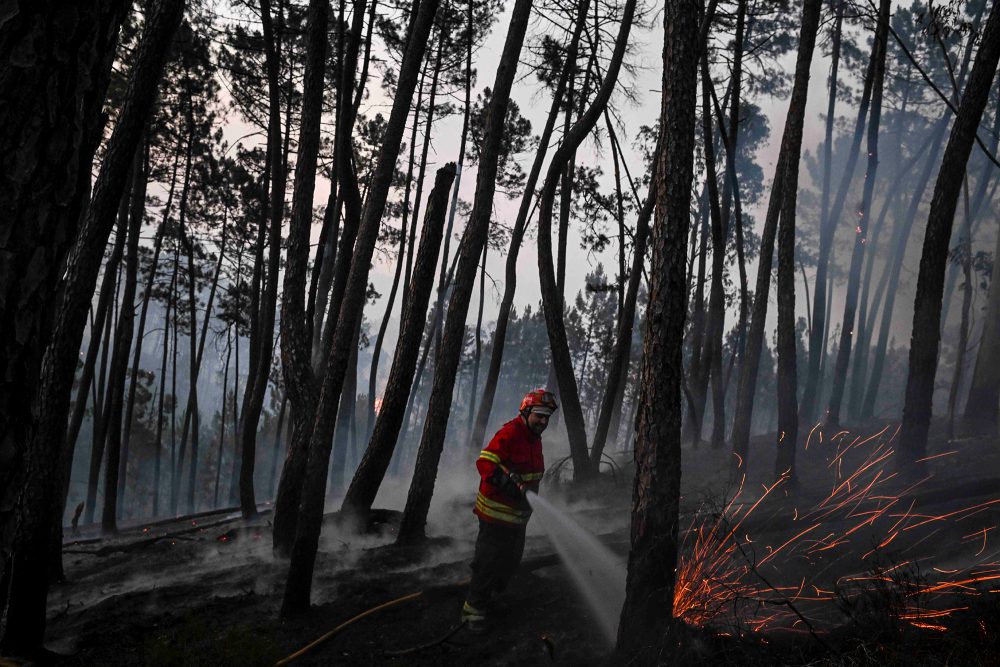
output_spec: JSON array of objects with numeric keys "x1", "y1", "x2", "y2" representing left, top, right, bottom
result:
[
  {"x1": 478, "y1": 450, "x2": 502, "y2": 465},
  {"x1": 475, "y1": 499, "x2": 528, "y2": 525},
  {"x1": 475, "y1": 493, "x2": 530, "y2": 517},
  {"x1": 520, "y1": 471, "x2": 544, "y2": 481},
  {"x1": 462, "y1": 601, "x2": 486, "y2": 620}
]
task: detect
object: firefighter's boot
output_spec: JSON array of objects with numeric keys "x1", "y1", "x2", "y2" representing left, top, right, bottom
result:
[{"x1": 460, "y1": 600, "x2": 488, "y2": 634}]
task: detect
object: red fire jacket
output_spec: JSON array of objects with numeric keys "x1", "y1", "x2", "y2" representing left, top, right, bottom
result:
[{"x1": 474, "y1": 417, "x2": 544, "y2": 526}]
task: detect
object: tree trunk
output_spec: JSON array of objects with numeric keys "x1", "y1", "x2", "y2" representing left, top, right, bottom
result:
[
  {"x1": 965, "y1": 220, "x2": 1000, "y2": 427},
  {"x1": 268, "y1": 395, "x2": 289, "y2": 499},
  {"x1": 730, "y1": 0, "x2": 822, "y2": 476},
  {"x1": 467, "y1": 0, "x2": 588, "y2": 453},
  {"x1": 119, "y1": 149, "x2": 177, "y2": 520},
  {"x1": 214, "y1": 330, "x2": 232, "y2": 507},
  {"x1": 773, "y1": 0, "x2": 823, "y2": 479},
  {"x1": 393, "y1": 66, "x2": 427, "y2": 320},
  {"x1": 280, "y1": 0, "x2": 440, "y2": 614},
  {"x1": 684, "y1": 194, "x2": 709, "y2": 444},
  {"x1": 532, "y1": 0, "x2": 638, "y2": 484},
  {"x1": 699, "y1": 55, "x2": 727, "y2": 451},
  {"x1": 589, "y1": 175, "x2": 655, "y2": 471},
  {"x1": 0, "y1": 0, "x2": 186, "y2": 651},
  {"x1": 962, "y1": 107, "x2": 1000, "y2": 430},
  {"x1": 616, "y1": 0, "x2": 699, "y2": 650},
  {"x1": 153, "y1": 252, "x2": 178, "y2": 517},
  {"x1": 170, "y1": 75, "x2": 198, "y2": 516},
  {"x1": 240, "y1": 0, "x2": 288, "y2": 519},
  {"x1": 80, "y1": 202, "x2": 130, "y2": 526},
  {"x1": 100, "y1": 142, "x2": 148, "y2": 533},
  {"x1": 862, "y1": 114, "x2": 950, "y2": 419},
  {"x1": 273, "y1": 0, "x2": 364, "y2": 556},
  {"x1": 826, "y1": 0, "x2": 890, "y2": 428},
  {"x1": 466, "y1": 244, "x2": 487, "y2": 438},
  {"x1": 799, "y1": 0, "x2": 857, "y2": 423},
  {"x1": 947, "y1": 182, "x2": 974, "y2": 440},
  {"x1": 394, "y1": 0, "x2": 539, "y2": 545},
  {"x1": 0, "y1": 3, "x2": 128, "y2": 593},
  {"x1": 365, "y1": 86, "x2": 422, "y2": 440},
  {"x1": 899, "y1": 1, "x2": 1000, "y2": 468},
  {"x1": 342, "y1": 167, "x2": 454, "y2": 520}
]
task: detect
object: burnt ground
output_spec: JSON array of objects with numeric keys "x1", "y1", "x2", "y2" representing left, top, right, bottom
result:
[{"x1": 8, "y1": 420, "x2": 1000, "y2": 666}]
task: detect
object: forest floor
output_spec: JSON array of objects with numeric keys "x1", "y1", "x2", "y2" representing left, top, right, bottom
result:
[{"x1": 16, "y1": 419, "x2": 1000, "y2": 666}]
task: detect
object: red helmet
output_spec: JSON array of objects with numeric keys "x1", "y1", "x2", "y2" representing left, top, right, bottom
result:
[{"x1": 519, "y1": 388, "x2": 558, "y2": 415}]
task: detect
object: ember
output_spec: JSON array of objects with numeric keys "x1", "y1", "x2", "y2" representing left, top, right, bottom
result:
[{"x1": 673, "y1": 425, "x2": 1000, "y2": 636}]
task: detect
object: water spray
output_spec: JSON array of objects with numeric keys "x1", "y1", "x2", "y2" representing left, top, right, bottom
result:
[{"x1": 524, "y1": 490, "x2": 626, "y2": 646}]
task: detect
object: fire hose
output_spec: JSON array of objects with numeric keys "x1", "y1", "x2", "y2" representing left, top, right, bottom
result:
[
  {"x1": 275, "y1": 471, "x2": 553, "y2": 665},
  {"x1": 273, "y1": 584, "x2": 465, "y2": 666}
]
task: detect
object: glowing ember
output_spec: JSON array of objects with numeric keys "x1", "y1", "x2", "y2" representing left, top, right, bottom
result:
[{"x1": 672, "y1": 424, "x2": 1000, "y2": 636}]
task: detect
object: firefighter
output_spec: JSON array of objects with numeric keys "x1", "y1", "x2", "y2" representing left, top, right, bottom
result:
[{"x1": 460, "y1": 388, "x2": 557, "y2": 632}]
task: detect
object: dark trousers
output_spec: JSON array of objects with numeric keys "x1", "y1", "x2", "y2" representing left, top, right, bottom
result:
[{"x1": 466, "y1": 518, "x2": 527, "y2": 611}]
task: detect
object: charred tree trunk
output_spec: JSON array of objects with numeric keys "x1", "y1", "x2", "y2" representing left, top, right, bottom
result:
[
  {"x1": 280, "y1": 0, "x2": 440, "y2": 614},
  {"x1": 730, "y1": 0, "x2": 822, "y2": 476},
  {"x1": 947, "y1": 183, "x2": 974, "y2": 440},
  {"x1": 0, "y1": 2, "x2": 128, "y2": 595},
  {"x1": 862, "y1": 114, "x2": 950, "y2": 419},
  {"x1": 394, "y1": 0, "x2": 539, "y2": 545},
  {"x1": 240, "y1": 0, "x2": 288, "y2": 519},
  {"x1": 342, "y1": 166, "x2": 454, "y2": 521},
  {"x1": 899, "y1": 1, "x2": 1000, "y2": 468},
  {"x1": 154, "y1": 252, "x2": 179, "y2": 517},
  {"x1": 0, "y1": 0, "x2": 185, "y2": 651},
  {"x1": 589, "y1": 177, "x2": 655, "y2": 471},
  {"x1": 273, "y1": 0, "x2": 364, "y2": 557},
  {"x1": 799, "y1": 0, "x2": 858, "y2": 423},
  {"x1": 826, "y1": 0, "x2": 889, "y2": 428},
  {"x1": 100, "y1": 142, "x2": 148, "y2": 533},
  {"x1": 466, "y1": 244, "x2": 487, "y2": 438},
  {"x1": 532, "y1": 0, "x2": 638, "y2": 484},
  {"x1": 467, "y1": 0, "x2": 588, "y2": 453},
  {"x1": 120, "y1": 151, "x2": 175, "y2": 519},
  {"x1": 81, "y1": 206, "x2": 130, "y2": 526},
  {"x1": 278, "y1": 0, "x2": 329, "y2": 514},
  {"x1": 699, "y1": 55, "x2": 727, "y2": 451},
  {"x1": 772, "y1": 0, "x2": 822, "y2": 480},
  {"x1": 616, "y1": 0, "x2": 699, "y2": 650},
  {"x1": 214, "y1": 331, "x2": 232, "y2": 507}
]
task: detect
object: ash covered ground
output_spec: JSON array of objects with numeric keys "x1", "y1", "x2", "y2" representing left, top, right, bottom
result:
[{"x1": 42, "y1": 422, "x2": 1000, "y2": 666}]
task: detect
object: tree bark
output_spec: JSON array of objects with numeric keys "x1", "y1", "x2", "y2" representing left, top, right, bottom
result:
[
  {"x1": 616, "y1": 0, "x2": 699, "y2": 650},
  {"x1": 862, "y1": 114, "x2": 950, "y2": 419},
  {"x1": 0, "y1": 2, "x2": 128, "y2": 586},
  {"x1": 589, "y1": 175, "x2": 655, "y2": 471},
  {"x1": 273, "y1": 0, "x2": 364, "y2": 557},
  {"x1": 730, "y1": 0, "x2": 822, "y2": 476},
  {"x1": 280, "y1": 0, "x2": 440, "y2": 613},
  {"x1": 899, "y1": 1, "x2": 1000, "y2": 468},
  {"x1": 467, "y1": 0, "x2": 589, "y2": 453},
  {"x1": 80, "y1": 200, "x2": 130, "y2": 526},
  {"x1": 699, "y1": 54, "x2": 727, "y2": 451},
  {"x1": 0, "y1": 0, "x2": 185, "y2": 651},
  {"x1": 100, "y1": 142, "x2": 148, "y2": 532},
  {"x1": 342, "y1": 165, "x2": 454, "y2": 521},
  {"x1": 772, "y1": 0, "x2": 823, "y2": 479},
  {"x1": 947, "y1": 182, "x2": 974, "y2": 440},
  {"x1": 240, "y1": 0, "x2": 288, "y2": 519},
  {"x1": 277, "y1": 0, "x2": 329, "y2": 477},
  {"x1": 532, "y1": 0, "x2": 638, "y2": 483},
  {"x1": 826, "y1": 0, "x2": 890, "y2": 428},
  {"x1": 394, "y1": 0, "x2": 539, "y2": 545},
  {"x1": 799, "y1": 0, "x2": 858, "y2": 423}
]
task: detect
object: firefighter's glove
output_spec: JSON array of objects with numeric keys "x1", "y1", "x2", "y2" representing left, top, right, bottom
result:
[{"x1": 489, "y1": 468, "x2": 526, "y2": 497}]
